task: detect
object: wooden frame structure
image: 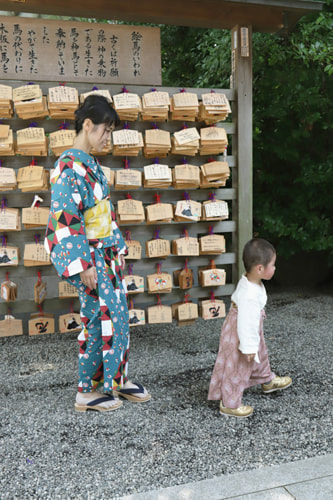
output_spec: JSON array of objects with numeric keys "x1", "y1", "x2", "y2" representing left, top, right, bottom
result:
[
  {"x1": 0, "y1": 1, "x2": 323, "y2": 332},
  {"x1": 0, "y1": 1, "x2": 322, "y2": 276}
]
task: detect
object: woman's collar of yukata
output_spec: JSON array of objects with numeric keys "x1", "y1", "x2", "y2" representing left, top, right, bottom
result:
[{"x1": 64, "y1": 148, "x2": 98, "y2": 167}]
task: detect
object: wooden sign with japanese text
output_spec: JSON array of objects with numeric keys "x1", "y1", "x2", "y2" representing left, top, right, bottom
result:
[
  {"x1": 0, "y1": 17, "x2": 161, "y2": 85},
  {"x1": 146, "y1": 238, "x2": 171, "y2": 259},
  {"x1": 58, "y1": 281, "x2": 79, "y2": 298},
  {"x1": 23, "y1": 243, "x2": 51, "y2": 266},
  {"x1": 125, "y1": 240, "x2": 142, "y2": 260},
  {"x1": 0, "y1": 317, "x2": 23, "y2": 337},
  {"x1": 147, "y1": 305, "x2": 172, "y2": 324}
]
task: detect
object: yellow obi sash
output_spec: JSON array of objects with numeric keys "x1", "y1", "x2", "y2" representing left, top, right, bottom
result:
[{"x1": 84, "y1": 198, "x2": 113, "y2": 240}]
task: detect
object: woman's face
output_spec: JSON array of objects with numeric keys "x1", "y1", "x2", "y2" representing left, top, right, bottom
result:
[{"x1": 88, "y1": 122, "x2": 113, "y2": 152}]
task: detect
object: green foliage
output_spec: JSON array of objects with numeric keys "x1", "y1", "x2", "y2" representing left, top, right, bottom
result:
[
  {"x1": 252, "y1": 3, "x2": 333, "y2": 262},
  {"x1": 160, "y1": 2, "x2": 333, "y2": 264}
]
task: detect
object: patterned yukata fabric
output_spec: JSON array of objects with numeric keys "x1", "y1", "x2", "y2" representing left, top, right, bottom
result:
[
  {"x1": 208, "y1": 307, "x2": 275, "y2": 408},
  {"x1": 44, "y1": 149, "x2": 129, "y2": 393}
]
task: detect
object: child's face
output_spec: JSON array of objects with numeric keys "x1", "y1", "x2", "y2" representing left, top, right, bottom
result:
[{"x1": 261, "y1": 254, "x2": 276, "y2": 281}]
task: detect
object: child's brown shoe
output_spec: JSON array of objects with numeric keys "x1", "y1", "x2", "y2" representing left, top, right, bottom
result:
[
  {"x1": 219, "y1": 402, "x2": 253, "y2": 418},
  {"x1": 262, "y1": 376, "x2": 292, "y2": 394}
]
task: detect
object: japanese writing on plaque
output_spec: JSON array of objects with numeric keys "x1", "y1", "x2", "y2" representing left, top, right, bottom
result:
[
  {"x1": 131, "y1": 31, "x2": 142, "y2": 77},
  {"x1": 0, "y1": 17, "x2": 161, "y2": 85}
]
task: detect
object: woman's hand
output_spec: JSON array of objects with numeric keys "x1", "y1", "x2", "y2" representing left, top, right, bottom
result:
[
  {"x1": 80, "y1": 267, "x2": 98, "y2": 289},
  {"x1": 246, "y1": 353, "x2": 256, "y2": 362},
  {"x1": 119, "y1": 254, "x2": 126, "y2": 271}
]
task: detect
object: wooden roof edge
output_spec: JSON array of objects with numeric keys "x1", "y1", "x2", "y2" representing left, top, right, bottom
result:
[
  {"x1": 0, "y1": 0, "x2": 325, "y2": 33},
  {"x1": 224, "y1": 0, "x2": 323, "y2": 10}
]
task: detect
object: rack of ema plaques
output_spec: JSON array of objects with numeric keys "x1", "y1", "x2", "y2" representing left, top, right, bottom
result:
[{"x1": 0, "y1": 81, "x2": 237, "y2": 336}]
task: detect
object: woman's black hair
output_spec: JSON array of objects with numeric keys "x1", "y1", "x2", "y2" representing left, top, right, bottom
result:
[
  {"x1": 74, "y1": 94, "x2": 120, "y2": 134},
  {"x1": 242, "y1": 238, "x2": 276, "y2": 273}
]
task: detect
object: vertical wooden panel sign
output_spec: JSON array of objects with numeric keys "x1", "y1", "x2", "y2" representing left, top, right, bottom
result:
[{"x1": 0, "y1": 17, "x2": 161, "y2": 85}]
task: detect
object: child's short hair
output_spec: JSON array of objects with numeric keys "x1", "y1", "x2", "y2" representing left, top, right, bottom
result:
[{"x1": 242, "y1": 238, "x2": 276, "y2": 273}]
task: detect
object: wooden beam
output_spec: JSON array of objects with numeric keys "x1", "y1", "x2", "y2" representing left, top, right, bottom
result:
[
  {"x1": 0, "y1": 0, "x2": 323, "y2": 33},
  {"x1": 231, "y1": 25, "x2": 253, "y2": 279}
]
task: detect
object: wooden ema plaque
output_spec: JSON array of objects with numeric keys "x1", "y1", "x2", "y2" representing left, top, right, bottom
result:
[
  {"x1": 202, "y1": 200, "x2": 229, "y2": 221},
  {"x1": 172, "y1": 236, "x2": 199, "y2": 256},
  {"x1": 170, "y1": 92, "x2": 199, "y2": 121},
  {"x1": 0, "y1": 128, "x2": 15, "y2": 155},
  {"x1": 24, "y1": 243, "x2": 51, "y2": 266},
  {"x1": 0, "y1": 124, "x2": 10, "y2": 140},
  {"x1": 113, "y1": 93, "x2": 142, "y2": 121},
  {"x1": 0, "y1": 246, "x2": 19, "y2": 266},
  {"x1": 17, "y1": 165, "x2": 49, "y2": 192},
  {"x1": 144, "y1": 128, "x2": 171, "y2": 158},
  {"x1": 174, "y1": 200, "x2": 202, "y2": 222},
  {"x1": 198, "y1": 267, "x2": 226, "y2": 287},
  {"x1": 59, "y1": 281, "x2": 79, "y2": 298},
  {"x1": 49, "y1": 129, "x2": 76, "y2": 156},
  {"x1": 58, "y1": 313, "x2": 81, "y2": 333},
  {"x1": 1, "y1": 279, "x2": 17, "y2": 302},
  {"x1": 125, "y1": 240, "x2": 142, "y2": 260},
  {"x1": 48, "y1": 86, "x2": 79, "y2": 120},
  {"x1": 34, "y1": 278, "x2": 47, "y2": 304},
  {"x1": 199, "y1": 92, "x2": 231, "y2": 125},
  {"x1": 29, "y1": 313, "x2": 55, "y2": 335},
  {"x1": 199, "y1": 234, "x2": 226, "y2": 255},
  {"x1": 0, "y1": 316, "x2": 23, "y2": 337},
  {"x1": 147, "y1": 304, "x2": 172, "y2": 324},
  {"x1": 13, "y1": 85, "x2": 48, "y2": 120},
  {"x1": 147, "y1": 272, "x2": 172, "y2": 293},
  {"x1": 129, "y1": 309, "x2": 146, "y2": 327},
  {"x1": 177, "y1": 301, "x2": 198, "y2": 326},
  {"x1": 172, "y1": 127, "x2": 200, "y2": 156},
  {"x1": 200, "y1": 299, "x2": 226, "y2": 320},
  {"x1": 0, "y1": 166, "x2": 17, "y2": 191},
  {"x1": 146, "y1": 238, "x2": 170, "y2": 259},
  {"x1": 80, "y1": 89, "x2": 112, "y2": 103},
  {"x1": 143, "y1": 164, "x2": 172, "y2": 189},
  {"x1": 22, "y1": 207, "x2": 50, "y2": 229},
  {"x1": 0, "y1": 84, "x2": 13, "y2": 119},
  {"x1": 141, "y1": 90, "x2": 170, "y2": 121},
  {"x1": 0, "y1": 208, "x2": 21, "y2": 232},
  {"x1": 117, "y1": 199, "x2": 145, "y2": 225},
  {"x1": 173, "y1": 267, "x2": 194, "y2": 290},
  {"x1": 146, "y1": 203, "x2": 173, "y2": 224},
  {"x1": 112, "y1": 129, "x2": 143, "y2": 156},
  {"x1": 16, "y1": 127, "x2": 48, "y2": 156},
  {"x1": 200, "y1": 160, "x2": 230, "y2": 188},
  {"x1": 115, "y1": 169, "x2": 142, "y2": 190},
  {"x1": 173, "y1": 164, "x2": 200, "y2": 189},
  {"x1": 200, "y1": 127, "x2": 228, "y2": 155},
  {"x1": 125, "y1": 275, "x2": 144, "y2": 294}
]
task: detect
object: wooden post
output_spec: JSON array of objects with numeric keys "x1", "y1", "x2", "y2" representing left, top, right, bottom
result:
[{"x1": 231, "y1": 25, "x2": 253, "y2": 279}]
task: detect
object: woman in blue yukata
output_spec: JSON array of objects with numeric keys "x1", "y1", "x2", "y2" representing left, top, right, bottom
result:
[{"x1": 45, "y1": 95, "x2": 151, "y2": 412}]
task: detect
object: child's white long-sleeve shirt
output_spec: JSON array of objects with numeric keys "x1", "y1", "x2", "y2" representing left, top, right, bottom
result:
[{"x1": 231, "y1": 274, "x2": 267, "y2": 363}]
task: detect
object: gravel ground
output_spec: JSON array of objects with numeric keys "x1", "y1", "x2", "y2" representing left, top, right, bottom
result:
[{"x1": 0, "y1": 285, "x2": 332, "y2": 499}]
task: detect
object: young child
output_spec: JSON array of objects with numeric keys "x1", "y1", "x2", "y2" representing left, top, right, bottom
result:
[{"x1": 208, "y1": 238, "x2": 292, "y2": 418}]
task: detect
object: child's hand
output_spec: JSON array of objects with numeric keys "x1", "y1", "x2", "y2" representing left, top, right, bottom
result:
[{"x1": 246, "y1": 354, "x2": 256, "y2": 362}]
